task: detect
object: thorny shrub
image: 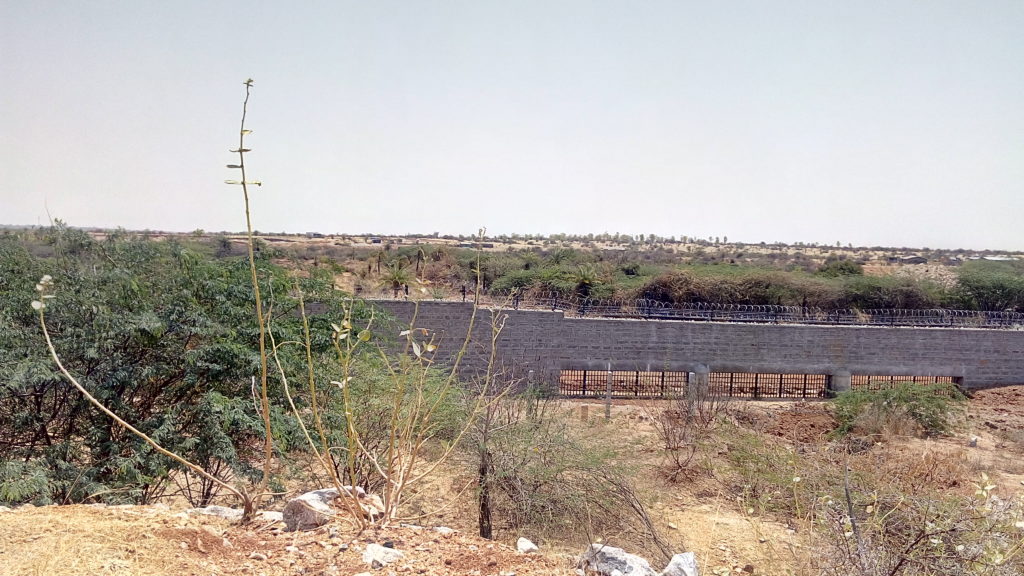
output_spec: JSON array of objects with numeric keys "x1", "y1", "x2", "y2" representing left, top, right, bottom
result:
[
  {"x1": 646, "y1": 382, "x2": 731, "y2": 481},
  {"x1": 833, "y1": 382, "x2": 966, "y2": 439},
  {"x1": 474, "y1": 392, "x2": 672, "y2": 563}
]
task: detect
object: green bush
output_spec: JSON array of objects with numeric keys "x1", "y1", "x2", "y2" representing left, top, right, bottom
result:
[
  {"x1": 832, "y1": 382, "x2": 965, "y2": 438},
  {"x1": 0, "y1": 225, "x2": 352, "y2": 505},
  {"x1": 816, "y1": 256, "x2": 864, "y2": 277}
]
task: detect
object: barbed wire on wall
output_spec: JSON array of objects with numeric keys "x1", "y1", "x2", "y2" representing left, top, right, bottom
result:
[{"x1": 367, "y1": 289, "x2": 1024, "y2": 330}]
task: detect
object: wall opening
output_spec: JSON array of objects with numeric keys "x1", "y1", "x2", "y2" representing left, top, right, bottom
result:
[
  {"x1": 708, "y1": 372, "x2": 828, "y2": 399},
  {"x1": 559, "y1": 371, "x2": 963, "y2": 399},
  {"x1": 559, "y1": 369, "x2": 688, "y2": 398},
  {"x1": 851, "y1": 375, "x2": 959, "y2": 391}
]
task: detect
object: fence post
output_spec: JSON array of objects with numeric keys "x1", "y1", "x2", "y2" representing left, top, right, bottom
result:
[
  {"x1": 605, "y1": 363, "x2": 612, "y2": 420},
  {"x1": 690, "y1": 364, "x2": 710, "y2": 404},
  {"x1": 829, "y1": 369, "x2": 851, "y2": 397}
]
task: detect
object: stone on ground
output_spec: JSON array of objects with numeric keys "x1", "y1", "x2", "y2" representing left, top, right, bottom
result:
[
  {"x1": 283, "y1": 488, "x2": 341, "y2": 531},
  {"x1": 579, "y1": 543, "x2": 657, "y2": 576},
  {"x1": 283, "y1": 486, "x2": 386, "y2": 531},
  {"x1": 517, "y1": 537, "x2": 539, "y2": 554},
  {"x1": 362, "y1": 543, "x2": 405, "y2": 568},
  {"x1": 661, "y1": 552, "x2": 700, "y2": 576}
]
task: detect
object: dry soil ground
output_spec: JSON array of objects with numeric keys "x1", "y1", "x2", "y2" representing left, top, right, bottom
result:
[{"x1": 3, "y1": 387, "x2": 1023, "y2": 576}]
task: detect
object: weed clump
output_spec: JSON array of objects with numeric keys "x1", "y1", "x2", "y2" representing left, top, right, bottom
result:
[{"x1": 833, "y1": 382, "x2": 965, "y2": 439}]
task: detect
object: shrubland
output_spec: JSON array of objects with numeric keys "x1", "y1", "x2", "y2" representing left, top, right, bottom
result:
[
  {"x1": 0, "y1": 224, "x2": 352, "y2": 505},
  {"x1": 308, "y1": 240, "x2": 1024, "y2": 312},
  {"x1": 4, "y1": 223, "x2": 1023, "y2": 575}
]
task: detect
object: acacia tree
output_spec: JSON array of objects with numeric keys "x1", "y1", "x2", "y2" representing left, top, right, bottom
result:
[{"x1": 0, "y1": 229, "x2": 268, "y2": 505}]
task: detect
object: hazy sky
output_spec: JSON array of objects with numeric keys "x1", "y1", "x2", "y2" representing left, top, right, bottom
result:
[{"x1": 2, "y1": 1, "x2": 1022, "y2": 250}]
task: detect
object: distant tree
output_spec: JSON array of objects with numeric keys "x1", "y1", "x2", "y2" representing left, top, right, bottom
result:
[
  {"x1": 570, "y1": 264, "x2": 601, "y2": 298},
  {"x1": 817, "y1": 257, "x2": 864, "y2": 277},
  {"x1": 380, "y1": 261, "x2": 413, "y2": 298}
]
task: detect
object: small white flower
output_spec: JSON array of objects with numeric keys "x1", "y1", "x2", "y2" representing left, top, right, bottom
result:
[{"x1": 31, "y1": 300, "x2": 44, "y2": 311}]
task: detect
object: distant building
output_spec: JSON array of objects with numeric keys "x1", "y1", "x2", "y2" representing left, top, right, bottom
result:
[{"x1": 901, "y1": 256, "x2": 928, "y2": 265}]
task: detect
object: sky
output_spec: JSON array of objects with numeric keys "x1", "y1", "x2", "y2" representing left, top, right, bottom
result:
[{"x1": 2, "y1": 1, "x2": 1022, "y2": 250}]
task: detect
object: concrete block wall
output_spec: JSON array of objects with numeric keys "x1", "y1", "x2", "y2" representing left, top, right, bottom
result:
[{"x1": 374, "y1": 301, "x2": 1024, "y2": 391}]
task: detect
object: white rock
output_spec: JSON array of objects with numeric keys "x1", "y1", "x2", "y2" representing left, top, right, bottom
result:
[
  {"x1": 362, "y1": 543, "x2": 404, "y2": 568},
  {"x1": 186, "y1": 505, "x2": 282, "y2": 523},
  {"x1": 0, "y1": 506, "x2": 12, "y2": 512},
  {"x1": 433, "y1": 526, "x2": 457, "y2": 535},
  {"x1": 661, "y1": 552, "x2": 700, "y2": 576},
  {"x1": 283, "y1": 489, "x2": 339, "y2": 531},
  {"x1": 283, "y1": 487, "x2": 385, "y2": 532},
  {"x1": 188, "y1": 505, "x2": 244, "y2": 520},
  {"x1": 259, "y1": 510, "x2": 284, "y2": 522},
  {"x1": 580, "y1": 544, "x2": 657, "y2": 576},
  {"x1": 517, "y1": 537, "x2": 539, "y2": 554}
]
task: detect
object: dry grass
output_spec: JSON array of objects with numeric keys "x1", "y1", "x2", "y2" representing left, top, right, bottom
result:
[{"x1": 3, "y1": 389, "x2": 1024, "y2": 576}]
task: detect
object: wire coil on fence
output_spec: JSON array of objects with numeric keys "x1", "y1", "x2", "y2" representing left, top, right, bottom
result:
[{"x1": 372, "y1": 289, "x2": 1024, "y2": 329}]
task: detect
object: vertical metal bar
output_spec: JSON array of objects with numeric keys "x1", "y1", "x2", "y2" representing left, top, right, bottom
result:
[
  {"x1": 754, "y1": 373, "x2": 760, "y2": 399},
  {"x1": 778, "y1": 373, "x2": 784, "y2": 397},
  {"x1": 605, "y1": 366, "x2": 612, "y2": 420},
  {"x1": 582, "y1": 370, "x2": 587, "y2": 396},
  {"x1": 660, "y1": 371, "x2": 666, "y2": 397},
  {"x1": 802, "y1": 374, "x2": 808, "y2": 398},
  {"x1": 729, "y1": 372, "x2": 734, "y2": 397},
  {"x1": 635, "y1": 371, "x2": 640, "y2": 397}
]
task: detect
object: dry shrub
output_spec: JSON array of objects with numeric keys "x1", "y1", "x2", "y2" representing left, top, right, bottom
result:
[
  {"x1": 481, "y1": 397, "x2": 672, "y2": 563},
  {"x1": 646, "y1": 384, "x2": 731, "y2": 481},
  {"x1": 814, "y1": 485, "x2": 1024, "y2": 576},
  {"x1": 856, "y1": 445, "x2": 970, "y2": 494},
  {"x1": 849, "y1": 403, "x2": 925, "y2": 440}
]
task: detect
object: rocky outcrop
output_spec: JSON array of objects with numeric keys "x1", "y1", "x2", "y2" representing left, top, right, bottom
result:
[
  {"x1": 282, "y1": 486, "x2": 386, "y2": 531},
  {"x1": 579, "y1": 544, "x2": 657, "y2": 576},
  {"x1": 579, "y1": 544, "x2": 701, "y2": 576}
]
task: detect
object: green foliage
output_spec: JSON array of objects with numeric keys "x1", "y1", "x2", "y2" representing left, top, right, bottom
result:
[
  {"x1": 635, "y1": 268, "x2": 950, "y2": 311},
  {"x1": 832, "y1": 382, "x2": 965, "y2": 438},
  {"x1": 816, "y1": 256, "x2": 864, "y2": 277},
  {"x1": 305, "y1": 351, "x2": 465, "y2": 492},
  {"x1": 0, "y1": 461, "x2": 51, "y2": 504},
  {"x1": 955, "y1": 261, "x2": 1024, "y2": 311},
  {"x1": 0, "y1": 225, "x2": 353, "y2": 505}
]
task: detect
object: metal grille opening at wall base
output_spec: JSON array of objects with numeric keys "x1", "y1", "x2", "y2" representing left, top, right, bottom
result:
[
  {"x1": 708, "y1": 372, "x2": 829, "y2": 399},
  {"x1": 559, "y1": 369, "x2": 688, "y2": 398},
  {"x1": 851, "y1": 375, "x2": 959, "y2": 390},
  {"x1": 558, "y1": 370, "x2": 961, "y2": 399}
]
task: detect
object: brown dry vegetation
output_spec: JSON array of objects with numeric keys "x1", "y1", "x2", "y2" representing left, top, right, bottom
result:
[{"x1": 4, "y1": 388, "x2": 1023, "y2": 576}]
